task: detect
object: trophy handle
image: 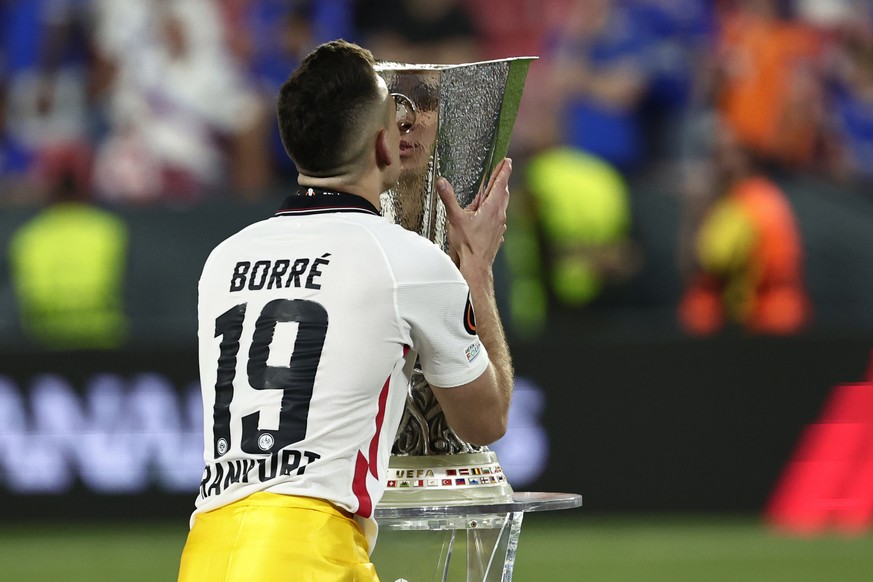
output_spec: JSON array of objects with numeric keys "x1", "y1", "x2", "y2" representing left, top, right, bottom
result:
[{"x1": 391, "y1": 367, "x2": 485, "y2": 456}]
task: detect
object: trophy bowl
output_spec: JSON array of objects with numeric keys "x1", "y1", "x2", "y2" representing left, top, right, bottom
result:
[{"x1": 376, "y1": 56, "x2": 535, "y2": 508}]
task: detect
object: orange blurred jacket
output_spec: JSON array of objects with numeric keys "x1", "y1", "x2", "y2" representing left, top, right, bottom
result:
[
  {"x1": 679, "y1": 176, "x2": 811, "y2": 335},
  {"x1": 717, "y1": 12, "x2": 823, "y2": 167}
]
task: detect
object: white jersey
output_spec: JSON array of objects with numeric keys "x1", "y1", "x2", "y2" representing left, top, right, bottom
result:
[{"x1": 193, "y1": 190, "x2": 489, "y2": 547}]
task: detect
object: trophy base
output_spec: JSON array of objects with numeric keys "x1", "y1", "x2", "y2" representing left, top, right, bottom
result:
[{"x1": 381, "y1": 451, "x2": 514, "y2": 507}]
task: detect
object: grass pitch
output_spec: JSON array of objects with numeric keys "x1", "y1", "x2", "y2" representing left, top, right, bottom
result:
[{"x1": 1, "y1": 515, "x2": 871, "y2": 581}]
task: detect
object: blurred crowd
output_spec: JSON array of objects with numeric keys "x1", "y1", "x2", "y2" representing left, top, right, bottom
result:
[
  {"x1": 3, "y1": 0, "x2": 873, "y2": 346},
  {"x1": 2, "y1": 0, "x2": 871, "y2": 203}
]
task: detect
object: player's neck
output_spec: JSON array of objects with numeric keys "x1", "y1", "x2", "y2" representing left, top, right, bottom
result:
[{"x1": 297, "y1": 173, "x2": 383, "y2": 212}]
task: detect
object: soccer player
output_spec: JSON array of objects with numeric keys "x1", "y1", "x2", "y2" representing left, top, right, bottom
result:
[{"x1": 177, "y1": 39, "x2": 514, "y2": 581}]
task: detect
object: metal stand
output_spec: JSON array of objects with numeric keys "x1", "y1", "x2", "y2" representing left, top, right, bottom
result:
[{"x1": 373, "y1": 492, "x2": 582, "y2": 581}]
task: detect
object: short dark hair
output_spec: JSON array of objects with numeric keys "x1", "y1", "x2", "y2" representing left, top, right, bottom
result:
[{"x1": 277, "y1": 39, "x2": 382, "y2": 174}]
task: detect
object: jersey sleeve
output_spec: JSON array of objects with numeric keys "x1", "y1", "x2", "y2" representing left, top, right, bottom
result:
[{"x1": 396, "y1": 272, "x2": 490, "y2": 389}]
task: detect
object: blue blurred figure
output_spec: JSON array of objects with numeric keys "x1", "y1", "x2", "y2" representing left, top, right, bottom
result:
[
  {"x1": 544, "y1": 0, "x2": 653, "y2": 175},
  {"x1": 0, "y1": 0, "x2": 95, "y2": 204},
  {"x1": 234, "y1": 0, "x2": 353, "y2": 181}
]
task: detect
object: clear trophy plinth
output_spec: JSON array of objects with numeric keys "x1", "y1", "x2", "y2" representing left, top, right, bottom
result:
[{"x1": 373, "y1": 492, "x2": 583, "y2": 581}]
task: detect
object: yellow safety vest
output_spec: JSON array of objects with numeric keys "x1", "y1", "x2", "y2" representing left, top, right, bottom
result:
[{"x1": 9, "y1": 202, "x2": 129, "y2": 348}]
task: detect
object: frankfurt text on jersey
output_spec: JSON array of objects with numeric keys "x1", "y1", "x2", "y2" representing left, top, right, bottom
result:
[{"x1": 199, "y1": 448, "x2": 321, "y2": 499}]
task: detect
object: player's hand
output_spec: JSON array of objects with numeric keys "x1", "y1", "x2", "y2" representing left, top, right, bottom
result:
[{"x1": 436, "y1": 158, "x2": 512, "y2": 271}]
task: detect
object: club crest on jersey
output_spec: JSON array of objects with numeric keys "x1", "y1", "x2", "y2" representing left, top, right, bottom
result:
[
  {"x1": 463, "y1": 292, "x2": 477, "y2": 335},
  {"x1": 258, "y1": 433, "x2": 275, "y2": 451}
]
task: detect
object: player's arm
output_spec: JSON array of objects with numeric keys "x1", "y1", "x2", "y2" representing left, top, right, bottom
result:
[{"x1": 430, "y1": 159, "x2": 515, "y2": 446}]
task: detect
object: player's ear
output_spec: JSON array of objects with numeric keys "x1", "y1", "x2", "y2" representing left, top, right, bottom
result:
[{"x1": 375, "y1": 128, "x2": 394, "y2": 169}]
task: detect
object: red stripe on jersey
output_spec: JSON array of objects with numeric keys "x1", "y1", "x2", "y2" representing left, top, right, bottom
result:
[
  {"x1": 352, "y1": 451, "x2": 372, "y2": 518},
  {"x1": 353, "y1": 371, "x2": 396, "y2": 517},
  {"x1": 369, "y1": 378, "x2": 391, "y2": 478}
]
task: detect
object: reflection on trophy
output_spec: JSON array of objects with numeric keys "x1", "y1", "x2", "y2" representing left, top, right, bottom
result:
[{"x1": 376, "y1": 57, "x2": 533, "y2": 507}]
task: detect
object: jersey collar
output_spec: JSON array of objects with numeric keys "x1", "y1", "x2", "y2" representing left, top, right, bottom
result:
[{"x1": 275, "y1": 187, "x2": 381, "y2": 217}]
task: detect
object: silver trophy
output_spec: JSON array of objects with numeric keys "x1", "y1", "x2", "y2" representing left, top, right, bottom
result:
[{"x1": 376, "y1": 57, "x2": 534, "y2": 506}]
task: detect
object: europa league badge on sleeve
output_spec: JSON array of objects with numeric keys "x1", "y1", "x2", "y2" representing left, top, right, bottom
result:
[{"x1": 376, "y1": 57, "x2": 535, "y2": 507}]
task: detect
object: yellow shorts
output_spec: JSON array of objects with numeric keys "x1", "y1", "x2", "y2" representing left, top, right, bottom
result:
[{"x1": 177, "y1": 492, "x2": 379, "y2": 582}]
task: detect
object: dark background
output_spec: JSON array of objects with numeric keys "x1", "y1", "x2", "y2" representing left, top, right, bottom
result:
[
  {"x1": 2, "y1": 175, "x2": 872, "y2": 521},
  {"x1": 0, "y1": 331, "x2": 868, "y2": 520}
]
